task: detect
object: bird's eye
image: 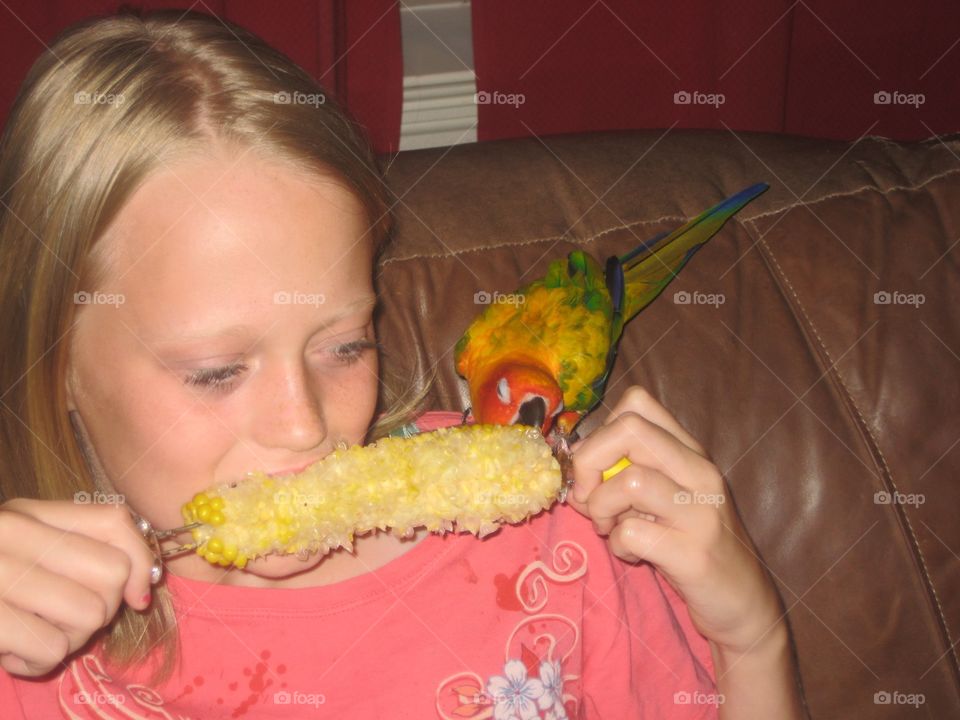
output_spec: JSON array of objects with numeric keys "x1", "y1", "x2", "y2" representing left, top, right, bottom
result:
[{"x1": 497, "y1": 377, "x2": 510, "y2": 404}]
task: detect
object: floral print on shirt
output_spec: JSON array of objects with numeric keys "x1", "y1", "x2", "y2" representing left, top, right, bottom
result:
[{"x1": 435, "y1": 539, "x2": 588, "y2": 719}]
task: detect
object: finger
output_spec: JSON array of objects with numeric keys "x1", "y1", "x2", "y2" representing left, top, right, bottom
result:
[
  {"x1": 606, "y1": 515, "x2": 685, "y2": 567},
  {"x1": 599, "y1": 386, "x2": 707, "y2": 456},
  {"x1": 0, "y1": 654, "x2": 31, "y2": 676},
  {"x1": 0, "y1": 600, "x2": 70, "y2": 677},
  {"x1": 562, "y1": 485, "x2": 657, "y2": 530},
  {"x1": 2, "y1": 517, "x2": 139, "y2": 620},
  {"x1": 2, "y1": 500, "x2": 153, "y2": 611},
  {"x1": 571, "y1": 412, "x2": 719, "y2": 503},
  {"x1": 0, "y1": 557, "x2": 116, "y2": 655},
  {"x1": 584, "y1": 464, "x2": 695, "y2": 534}
]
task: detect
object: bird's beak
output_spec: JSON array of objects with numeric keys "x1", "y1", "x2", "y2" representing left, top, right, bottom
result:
[{"x1": 515, "y1": 396, "x2": 547, "y2": 432}]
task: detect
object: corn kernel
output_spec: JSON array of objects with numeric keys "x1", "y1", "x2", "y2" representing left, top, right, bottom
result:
[{"x1": 182, "y1": 424, "x2": 561, "y2": 568}]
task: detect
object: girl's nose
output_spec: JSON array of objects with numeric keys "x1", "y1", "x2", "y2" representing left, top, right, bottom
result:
[{"x1": 253, "y1": 361, "x2": 326, "y2": 452}]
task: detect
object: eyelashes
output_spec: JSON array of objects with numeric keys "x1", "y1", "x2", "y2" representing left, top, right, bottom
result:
[
  {"x1": 183, "y1": 339, "x2": 380, "y2": 393},
  {"x1": 184, "y1": 362, "x2": 249, "y2": 390},
  {"x1": 329, "y1": 338, "x2": 379, "y2": 364}
]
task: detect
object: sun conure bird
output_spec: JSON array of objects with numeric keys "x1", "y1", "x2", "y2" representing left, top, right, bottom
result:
[{"x1": 454, "y1": 182, "x2": 769, "y2": 440}]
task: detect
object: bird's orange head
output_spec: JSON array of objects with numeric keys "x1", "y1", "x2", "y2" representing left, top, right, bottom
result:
[{"x1": 471, "y1": 361, "x2": 565, "y2": 436}]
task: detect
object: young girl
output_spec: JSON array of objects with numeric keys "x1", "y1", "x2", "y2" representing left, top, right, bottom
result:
[{"x1": 0, "y1": 10, "x2": 805, "y2": 719}]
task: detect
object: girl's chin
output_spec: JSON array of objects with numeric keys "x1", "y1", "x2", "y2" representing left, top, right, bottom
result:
[
  {"x1": 174, "y1": 549, "x2": 330, "y2": 585},
  {"x1": 239, "y1": 552, "x2": 327, "y2": 579}
]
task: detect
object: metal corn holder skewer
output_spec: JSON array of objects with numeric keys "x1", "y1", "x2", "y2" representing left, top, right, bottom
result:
[{"x1": 130, "y1": 512, "x2": 201, "y2": 585}]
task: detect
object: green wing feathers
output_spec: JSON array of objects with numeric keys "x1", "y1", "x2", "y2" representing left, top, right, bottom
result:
[{"x1": 621, "y1": 183, "x2": 768, "y2": 321}]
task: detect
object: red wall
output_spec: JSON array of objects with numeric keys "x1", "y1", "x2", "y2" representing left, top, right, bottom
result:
[
  {"x1": 2, "y1": 1, "x2": 956, "y2": 150},
  {"x1": 471, "y1": 0, "x2": 959, "y2": 142}
]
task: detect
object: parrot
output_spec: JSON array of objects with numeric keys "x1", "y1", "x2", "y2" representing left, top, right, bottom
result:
[{"x1": 454, "y1": 182, "x2": 769, "y2": 440}]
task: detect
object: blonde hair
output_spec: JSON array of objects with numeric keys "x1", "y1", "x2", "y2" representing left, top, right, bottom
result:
[{"x1": 0, "y1": 8, "x2": 431, "y2": 685}]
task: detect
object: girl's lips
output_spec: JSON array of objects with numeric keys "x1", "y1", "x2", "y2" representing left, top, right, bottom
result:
[{"x1": 268, "y1": 459, "x2": 320, "y2": 478}]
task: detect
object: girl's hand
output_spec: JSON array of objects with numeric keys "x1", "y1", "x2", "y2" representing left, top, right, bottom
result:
[
  {"x1": 0, "y1": 499, "x2": 156, "y2": 677},
  {"x1": 565, "y1": 386, "x2": 785, "y2": 656}
]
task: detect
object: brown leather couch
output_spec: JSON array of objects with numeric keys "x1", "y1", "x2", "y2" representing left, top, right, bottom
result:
[{"x1": 375, "y1": 130, "x2": 960, "y2": 718}]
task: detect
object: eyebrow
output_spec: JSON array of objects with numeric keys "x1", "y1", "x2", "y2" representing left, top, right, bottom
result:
[{"x1": 147, "y1": 295, "x2": 377, "y2": 345}]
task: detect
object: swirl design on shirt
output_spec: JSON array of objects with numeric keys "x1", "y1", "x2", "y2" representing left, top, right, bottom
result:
[
  {"x1": 435, "y1": 540, "x2": 587, "y2": 719},
  {"x1": 56, "y1": 654, "x2": 195, "y2": 719}
]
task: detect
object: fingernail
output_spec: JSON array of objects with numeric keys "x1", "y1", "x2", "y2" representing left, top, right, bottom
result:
[{"x1": 140, "y1": 592, "x2": 152, "y2": 608}]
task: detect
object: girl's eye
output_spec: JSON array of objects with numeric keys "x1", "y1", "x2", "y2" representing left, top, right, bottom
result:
[
  {"x1": 181, "y1": 340, "x2": 376, "y2": 392},
  {"x1": 329, "y1": 339, "x2": 379, "y2": 365},
  {"x1": 184, "y1": 362, "x2": 248, "y2": 392}
]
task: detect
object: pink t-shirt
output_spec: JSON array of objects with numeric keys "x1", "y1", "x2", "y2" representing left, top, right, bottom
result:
[{"x1": 1, "y1": 411, "x2": 718, "y2": 719}]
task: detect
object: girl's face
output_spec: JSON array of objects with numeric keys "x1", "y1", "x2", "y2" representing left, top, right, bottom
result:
[{"x1": 66, "y1": 145, "x2": 380, "y2": 583}]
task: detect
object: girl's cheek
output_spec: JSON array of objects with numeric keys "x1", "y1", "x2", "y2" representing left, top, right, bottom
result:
[
  {"x1": 334, "y1": 370, "x2": 378, "y2": 435},
  {"x1": 113, "y1": 392, "x2": 230, "y2": 521},
  {"x1": 335, "y1": 351, "x2": 378, "y2": 396}
]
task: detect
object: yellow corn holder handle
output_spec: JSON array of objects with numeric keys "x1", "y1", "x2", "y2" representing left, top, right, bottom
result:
[{"x1": 601, "y1": 456, "x2": 633, "y2": 482}]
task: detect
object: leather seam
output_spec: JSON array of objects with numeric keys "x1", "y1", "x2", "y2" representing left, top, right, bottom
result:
[
  {"x1": 742, "y1": 165, "x2": 960, "y2": 224},
  {"x1": 742, "y1": 204, "x2": 958, "y2": 682},
  {"x1": 378, "y1": 218, "x2": 663, "y2": 266},
  {"x1": 379, "y1": 166, "x2": 960, "y2": 266}
]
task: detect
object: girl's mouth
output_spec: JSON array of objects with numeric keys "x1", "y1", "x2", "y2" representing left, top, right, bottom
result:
[{"x1": 268, "y1": 459, "x2": 321, "y2": 478}]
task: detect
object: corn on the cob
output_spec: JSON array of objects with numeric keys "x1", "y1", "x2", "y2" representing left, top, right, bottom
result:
[{"x1": 180, "y1": 424, "x2": 561, "y2": 568}]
